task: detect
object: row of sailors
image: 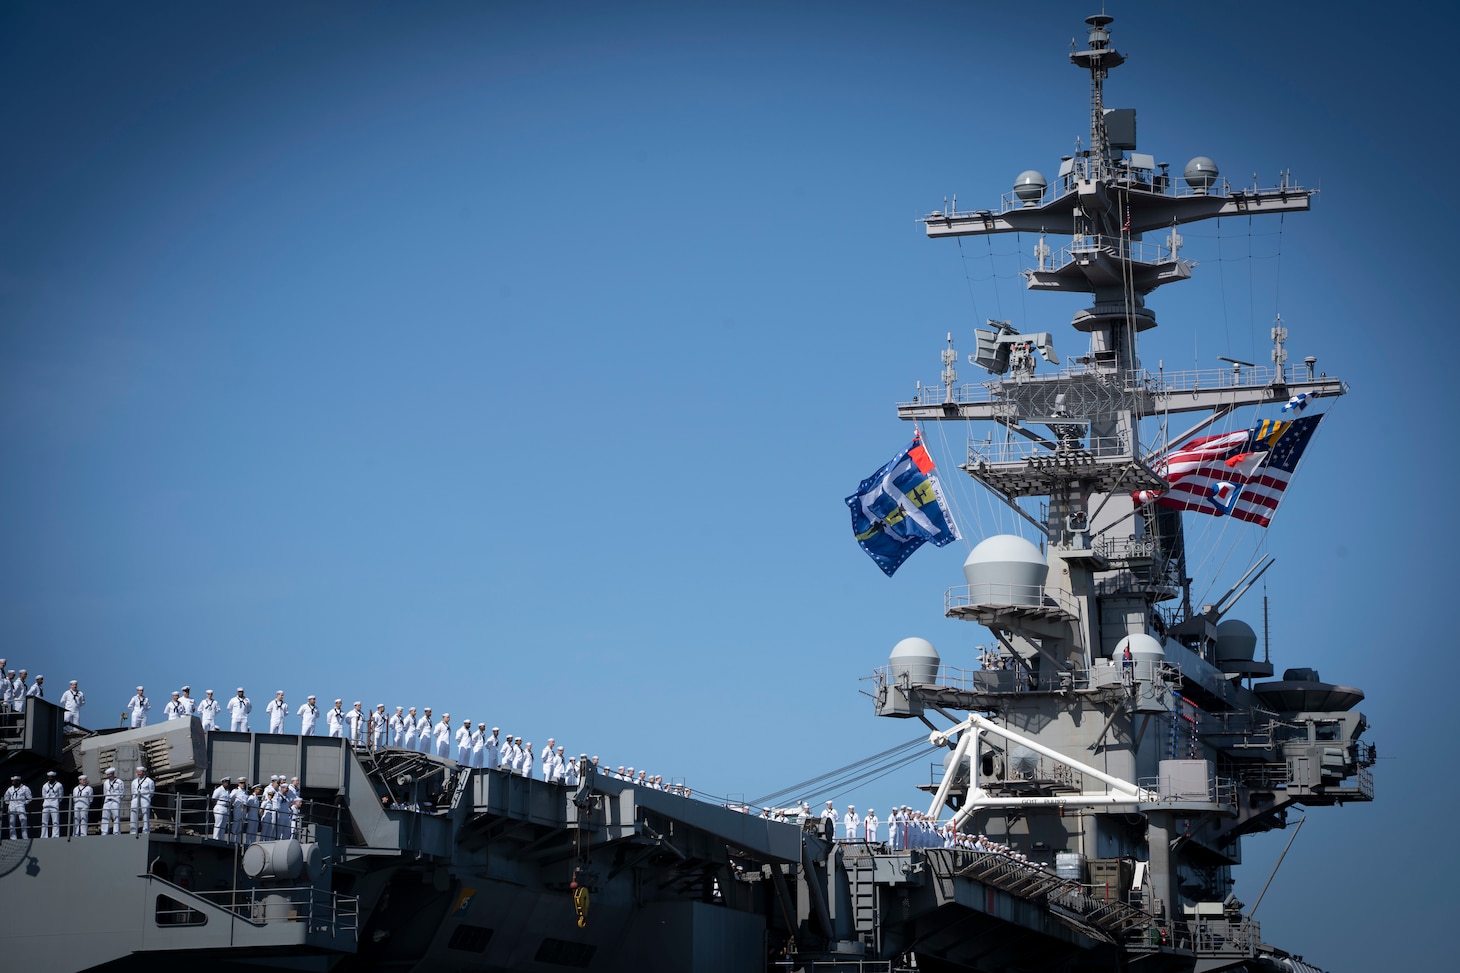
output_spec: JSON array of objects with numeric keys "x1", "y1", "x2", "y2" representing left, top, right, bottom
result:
[
  {"x1": 4, "y1": 767, "x2": 155, "y2": 839},
  {"x1": 209, "y1": 776, "x2": 306, "y2": 844},
  {"x1": 34, "y1": 682, "x2": 684, "y2": 797},
  {"x1": 1, "y1": 665, "x2": 55, "y2": 713}
]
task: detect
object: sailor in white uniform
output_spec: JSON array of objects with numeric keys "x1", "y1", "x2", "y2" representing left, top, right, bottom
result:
[
  {"x1": 371, "y1": 705, "x2": 389, "y2": 749},
  {"x1": 71, "y1": 774, "x2": 93, "y2": 836},
  {"x1": 390, "y1": 707, "x2": 407, "y2": 748},
  {"x1": 5, "y1": 775, "x2": 31, "y2": 838},
  {"x1": 275, "y1": 791, "x2": 293, "y2": 840},
  {"x1": 60, "y1": 680, "x2": 86, "y2": 726},
  {"x1": 553, "y1": 746, "x2": 569, "y2": 784},
  {"x1": 40, "y1": 770, "x2": 63, "y2": 837},
  {"x1": 864, "y1": 808, "x2": 879, "y2": 843},
  {"x1": 327, "y1": 699, "x2": 346, "y2": 738},
  {"x1": 127, "y1": 686, "x2": 150, "y2": 727},
  {"x1": 230, "y1": 779, "x2": 249, "y2": 842},
  {"x1": 297, "y1": 695, "x2": 320, "y2": 736},
  {"x1": 227, "y1": 687, "x2": 252, "y2": 731},
  {"x1": 266, "y1": 691, "x2": 289, "y2": 733},
  {"x1": 178, "y1": 686, "x2": 196, "y2": 716},
  {"x1": 163, "y1": 691, "x2": 187, "y2": 720},
  {"x1": 402, "y1": 707, "x2": 419, "y2": 750},
  {"x1": 100, "y1": 768, "x2": 124, "y2": 835},
  {"x1": 455, "y1": 719, "x2": 473, "y2": 763},
  {"x1": 344, "y1": 701, "x2": 367, "y2": 745},
  {"x1": 211, "y1": 778, "x2": 233, "y2": 841},
  {"x1": 471, "y1": 723, "x2": 487, "y2": 768},
  {"x1": 416, "y1": 709, "x2": 434, "y2": 754},
  {"x1": 433, "y1": 713, "x2": 452, "y2": 759},
  {"x1": 196, "y1": 690, "x2": 220, "y2": 731},
  {"x1": 485, "y1": 728, "x2": 501, "y2": 770},
  {"x1": 130, "y1": 766, "x2": 155, "y2": 835}
]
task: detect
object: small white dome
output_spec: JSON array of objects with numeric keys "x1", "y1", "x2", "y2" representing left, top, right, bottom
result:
[
  {"x1": 889, "y1": 638, "x2": 940, "y2": 685},
  {"x1": 963, "y1": 535, "x2": 1047, "y2": 606},
  {"x1": 1117, "y1": 633, "x2": 1165, "y2": 662}
]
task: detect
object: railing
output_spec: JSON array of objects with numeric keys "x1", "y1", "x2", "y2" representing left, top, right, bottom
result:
[
  {"x1": 926, "y1": 162, "x2": 1303, "y2": 223},
  {"x1": 945, "y1": 583, "x2": 1081, "y2": 618},
  {"x1": 189, "y1": 884, "x2": 359, "y2": 935},
  {"x1": 138, "y1": 792, "x2": 340, "y2": 844},
  {"x1": 900, "y1": 363, "x2": 1296, "y2": 411},
  {"x1": 1138, "y1": 775, "x2": 1238, "y2": 809},
  {"x1": 964, "y1": 435, "x2": 1133, "y2": 467}
]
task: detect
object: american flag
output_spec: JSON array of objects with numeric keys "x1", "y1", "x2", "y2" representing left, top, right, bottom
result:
[{"x1": 1135, "y1": 415, "x2": 1323, "y2": 527}]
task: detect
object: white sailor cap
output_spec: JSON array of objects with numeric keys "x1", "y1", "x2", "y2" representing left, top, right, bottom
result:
[
  {"x1": 77, "y1": 774, "x2": 88, "y2": 780},
  {"x1": 136, "y1": 766, "x2": 147, "y2": 773},
  {"x1": 47, "y1": 770, "x2": 57, "y2": 776},
  {"x1": 105, "y1": 767, "x2": 116, "y2": 775},
  {"x1": 826, "y1": 800, "x2": 834, "y2": 807},
  {"x1": 276, "y1": 690, "x2": 285, "y2": 695},
  {"x1": 171, "y1": 691, "x2": 180, "y2": 696},
  {"x1": 220, "y1": 776, "x2": 231, "y2": 783},
  {"x1": 236, "y1": 687, "x2": 245, "y2": 692},
  {"x1": 353, "y1": 700, "x2": 361, "y2": 706},
  {"x1": 136, "y1": 685, "x2": 145, "y2": 691},
  {"x1": 181, "y1": 686, "x2": 190, "y2": 691},
  {"x1": 9, "y1": 775, "x2": 18, "y2": 781},
  {"x1": 492, "y1": 727, "x2": 499, "y2": 732}
]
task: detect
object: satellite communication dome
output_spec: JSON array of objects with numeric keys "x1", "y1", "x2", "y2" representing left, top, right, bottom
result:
[
  {"x1": 1183, "y1": 156, "x2": 1219, "y2": 193},
  {"x1": 964, "y1": 535, "x2": 1047, "y2": 607},
  {"x1": 1214, "y1": 619, "x2": 1258, "y2": 664},
  {"x1": 889, "y1": 637, "x2": 940, "y2": 686},
  {"x1": 1013, "y1": 170, "x2": 1047, "y2": 205},
  {"x1": 1116, "y1": 633, "x2": 1165, "y2": 663}
]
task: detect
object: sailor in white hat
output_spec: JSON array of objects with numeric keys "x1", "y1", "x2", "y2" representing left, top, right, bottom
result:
[
  {"x1": 72, "y1": 774, "x2": 93, "y2": 836},
  {"x1": 129, "y1": 765, "x2": 155, "y2": 835},
  {"x1": 178, "y1": 686, "x2": 195, "y2": 716},
  {"x1": 415, "y1": 708, "x2": 433, "y2": 754},
  {"x1": 433, "y1": 712, "x2": 453, "y2": 759},
  {"x1": 327, "y1": 699, "x2": 346, "y2": 738},
  {"x1": 470, "y1": 723, "x2": 487, "y2": 768},
  {"x1": 196, "y1": 690, "x2": 220, "y2": 731},
  {"x1": 163, "y1": 691, "x2": 186, "y2": 720},
  {"x1": 127, "y1": 686, "x2": 150, "y2": 727},
  {"x1": 227, "y1": 687, "x2": 251, "y2": 732},
  {"x1": 864, "y1": 807, "x2": 879, "y2": 843},
  {"x1": 455, "y1": 718, "x2": 473, "y2": 764},
  {"x1": 402, "y1": 706, "x2": 419, "y2": 749},
  {"x1": 60, "y1": 679, "x2": 86, "y2": 726},
  {"x1": 344, "y1": 701, "x2": 366, "y2": 746},
  {"x1": 390, "y1": 707, "x2": 408, "y2": 748},
  {"x1": 484, "y1": 727, "x2": 501, "y2": 770},
  {"x1": 40, "y1": 770, "x2": 63, "y2": 837},
  {"x1": 298, "y1": 695, "x2": 320, "y2": 736},
  {"x1": 266, "y1": 690, "x2": 289, "y2": 734},
  {"x1": 211, "y1": 777, "x2": 234, "y2": 841},
  {"x1": 100, "y1": 767, "x2": 124, "y2": 834},
  {"x1": 230, "y1": 778, "x2": 249, "y2": 842},
  {"x1": 4, "y1": 774, "x2": 31, "y2": 838},
  {"x1": 371, "y1": 704, "x2": 388, "y2": 750},
  {"x1": 843, "y1": 805, "x2": 860, "y2": 841}
]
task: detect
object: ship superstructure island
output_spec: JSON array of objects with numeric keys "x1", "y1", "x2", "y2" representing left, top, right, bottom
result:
[
  {"x1": 869, "y1": 11, "x2": 1372, "y2": 972},
  {"x1": 0, "y1": 13, "x2": 1372, "y2": 973}
]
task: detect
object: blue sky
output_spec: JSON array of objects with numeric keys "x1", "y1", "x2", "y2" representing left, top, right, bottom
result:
[{"x1": 2, "y1": 2, "x2": 1451, "y2": 968}]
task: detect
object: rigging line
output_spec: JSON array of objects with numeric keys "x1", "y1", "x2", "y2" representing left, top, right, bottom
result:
[
  {"x1": 813, "y1": 743, "x2": 935, "y2": 798},
  {"x1": 747, "y1": 736, "x2": 930, "y2": 805},
  {"x1": 1216, "y1": 217, "x2": 1232, "y2": 358},
  {"x1": 1247, "y1": 214, "x2": 1258, "y2": 365}
]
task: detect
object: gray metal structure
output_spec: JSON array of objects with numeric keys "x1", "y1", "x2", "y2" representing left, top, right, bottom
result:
[{"x1": 0, "y1": 14, "x2": 1370, "y2": 973}]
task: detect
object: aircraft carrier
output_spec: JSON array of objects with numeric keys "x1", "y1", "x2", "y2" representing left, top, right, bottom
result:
[{"x1": 0, "y1": 13, "x2": 1373, "y2": 973}]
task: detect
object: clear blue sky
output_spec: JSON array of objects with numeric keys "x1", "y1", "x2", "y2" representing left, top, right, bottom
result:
[{"x1": 1, "y1": 2, "x2": 1450, "y2": 968}]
